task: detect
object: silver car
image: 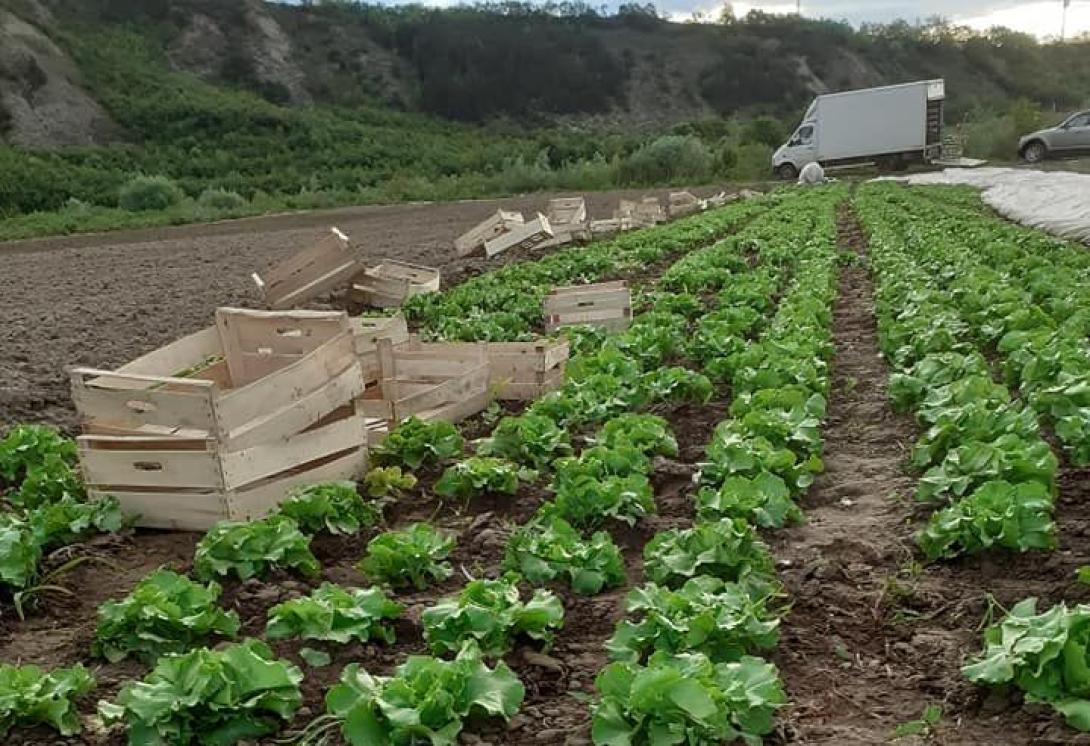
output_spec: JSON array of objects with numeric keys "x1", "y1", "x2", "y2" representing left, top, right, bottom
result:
[{"x1": 1020, "y1": 110, "x2": 1090, "y2": 163}]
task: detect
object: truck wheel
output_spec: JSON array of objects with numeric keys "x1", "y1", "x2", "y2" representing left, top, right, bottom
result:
[
  {"x1": 1022, "y1": 141, "x2": 1047, "y2": 164},
  {"x1": 776, "y1": 163, "x2": 797, "y2": 181}
]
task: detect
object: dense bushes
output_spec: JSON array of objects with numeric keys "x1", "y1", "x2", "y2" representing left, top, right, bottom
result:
[
  {"x1": 617, "y1": 136, "x2": 713, "y2": 186},
  {"x1": 118, "y1": 176, "x2": 183, "y2": 211}
]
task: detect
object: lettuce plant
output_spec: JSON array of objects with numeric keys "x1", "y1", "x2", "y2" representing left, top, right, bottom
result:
[
  {"x1": 0, "y1": 663, "x2": 94, "y2": 737},
  {"x1": 372, "y1": 417, "x2": 464, "y2": 470},
  {"x1": 363, "y1": 466, "x2": 417, "y2": 498},
  {"x1": 0, "y1": 424, "x2": 77, "y2": 485},
  {"x1": 606, "y1": 577, "x2": 780, "y2": 664},
  {"x1": 694, "y1": 472, "x2": 802, "y2": 529},
  {"x1": 99, "y1": 639, "x2": 302, "y2": 744},
  {"x1": 643, "y1": 519, "x2": 776, "y2": 591},
  {"x1": 266, "y1": 582, "x2": 403, "y2": 644},
  {"x1": 477, "y1": 414, "x2": 572, "y2": 470},
  {"x1": 93, "y1": 568, "x2": 240, "y2": 663},
  {"x1": 421, "y1": 575, "x2": 563, "y2": 655},
  {"x1": 193, "y1": 515, "x2": 320, "y2": 582},
  {"x1": 324, "y1": 642, "x2": 524, "y2": 746},
  {"x1": 641, "y1": 367, "x2": 715, "y2": 405},
  {"x1": 544, "y1": 472, "x2": 655, "y2": 528},
  {"x1": 596, "y1": 414, "x2": 678, "y2": 457},
  {"x1": 503, "y1": 516, "x2": 625, "y2": 595},
  {"x1": 357, "y1": 523, "x2": 454, "y2": 590},
  {"x1": 434, "y1": 457, "x2": 535, "y2": 501},
  {"x1": 963, "y1": 598, "x2": 1090, "y2": 731},
  {"x1": 591, "y1": 651, "x2": 786, "y2": 746},
  {"x1": 277, "y1": 481, "x2": 383, "y2": 536}
]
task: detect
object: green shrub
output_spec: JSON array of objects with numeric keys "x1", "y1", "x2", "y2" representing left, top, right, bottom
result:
[
  {"x1": 617, "y1": 135, "x2": 713, "y2": 185},
  {"x1": 118, "y1": 175, "x2": 184, "y2": 212},
  {"x1": 197, "y1": 187, "x2": 246, "y2": 210}
]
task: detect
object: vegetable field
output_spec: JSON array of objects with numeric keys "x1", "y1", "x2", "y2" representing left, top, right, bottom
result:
[{"x1": 3, "y1": 181, "x2": 1090, "y2": 745}]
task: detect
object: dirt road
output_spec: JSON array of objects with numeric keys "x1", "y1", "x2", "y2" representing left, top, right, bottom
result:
[{"x1": 0, "y1": 187, "x2": 727, "y2": 431}]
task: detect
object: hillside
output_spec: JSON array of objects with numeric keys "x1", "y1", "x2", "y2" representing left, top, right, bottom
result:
[
  {"x1": 0, "y1": 0, "x2": 1088, "y2": 240},
  {"x1": 2, "y1": 0, "x2": 1089, "y2": 146}
]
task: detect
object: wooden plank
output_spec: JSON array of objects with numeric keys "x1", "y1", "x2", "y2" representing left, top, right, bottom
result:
[
  {"x1": 79, "y1": 444, "x2": 223, "y2": 490},
  {"x1": 455, "y1": 210, "x2": 524, "y2": 257},
  {"x1": 220, "y1": 410, "x2": 366, "y2": 489},
  {"x1": 221, "y1": 359, "x2": 364, "y2": 451},
  {"x1": 227, "y1": 447, "x2": 368, "y2": 523},
  {"x1": 264, "y1": 228, "x2": 350, "y2": 288},
  {"x1": 217, "y1": 308, "x2": 348, "y2": 387},
  {"x1": 71, "y1": 373, "x2": 218, "y2": 434},
  {"x1": 415, "y1": 390, "x2": 490, "y2": 424},
  {"x1": 547, "y1": 295, "x2": 632, "y2": 314},
  {"x1": 215, "y1": 332, "x2": 357, "y2": 435},
  {"x1": 93, "y1": 487, "x2": 228, "y2": 532},
  {"x1": 114, "y1": 327, "x2": 221, "y2": 382},
  {"x1": 484, "y1": 214, "x2": 553, "y2": 258},
  {"x1": 260, "y1": 228, "x2": 358, "y2": 309}
]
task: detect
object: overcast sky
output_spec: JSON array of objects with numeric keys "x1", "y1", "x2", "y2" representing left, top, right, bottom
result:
[{"x1": 694, "y1": 1, "x2": 1089, "y2": 39}]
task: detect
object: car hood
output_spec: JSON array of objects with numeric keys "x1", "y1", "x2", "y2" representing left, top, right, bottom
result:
[{"x1": 1020, "y1": 128, "x2": 1056, "y2": 144}]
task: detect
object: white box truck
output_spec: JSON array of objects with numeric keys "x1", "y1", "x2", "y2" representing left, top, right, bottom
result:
[{"x1": 772, "y1": 79, "x2": 945, "y2": 180}]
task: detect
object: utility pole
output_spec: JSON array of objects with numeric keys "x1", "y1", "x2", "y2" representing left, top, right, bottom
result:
[
  {"x1": 1062, "y1": 0, "x2": 1070, "y2": 41},
  {"x1": 797, "y1": 0, "x2": 801, "y2": 15}
]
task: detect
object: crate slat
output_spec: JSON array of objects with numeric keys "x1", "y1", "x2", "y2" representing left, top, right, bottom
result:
[
  {"x1": 544, "y1": 281, "x2": 632, "y2": 333},
  {"x1": 455, "y1": 210, "x2": 524, "y2": 257},
  {"x1": 253, "y1": 228, "x2": 359, "y2": 310}
]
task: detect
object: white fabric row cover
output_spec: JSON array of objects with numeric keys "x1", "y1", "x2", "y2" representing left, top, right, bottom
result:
[{"x1": 885, "y1": 167, "x2": 1090, "y2": 245}]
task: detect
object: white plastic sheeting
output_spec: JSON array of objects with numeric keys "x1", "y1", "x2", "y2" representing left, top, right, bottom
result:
[{"x1": 888, "y1": 167, "x2": 1090, "y2": 245}]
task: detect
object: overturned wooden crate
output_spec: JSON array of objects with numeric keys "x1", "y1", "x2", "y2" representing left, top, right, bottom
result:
[
  {"x1": 70, "y1": 309, "x2": 368, "y2": 531},
  {"x1": 636, "y1": 197, "x2": 667, "y2": 225},
  {"x1": 487, "y1": 340, "x2": 569, "y2": 400},
  {"x1": 455, "y1": 210, "x2": 525, "y2": 258},
  {"x1": 544, "y1": 281, "x2": 632, "y2": 333},
  {"x1": 546, "y1": 197, "x2": 587, "y2": 227},
  {"x1": 483, "y1": 214, "x2": 553, "y2": 258},
  {"x1": 352, "y1": 314, "x2": 411, "y2": 382},
  {"x1": 360, "y1": 337, "x2": 491, "y2": 437},
  {"x1": 252, "y1": 227, "x2": 358, "y2": 310},
  {"x1": 350, "y1": 260, "x2": 440, "y2": 308},
  {"x1": 669, "y1": 191, "x2": 701, "y2": 218},
  {"x1": 705, "y1": 191, "x2": 732, "y2": 208}
]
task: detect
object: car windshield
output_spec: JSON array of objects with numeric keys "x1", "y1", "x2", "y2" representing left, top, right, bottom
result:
[{"x1": 1063, "y1": 112, "x2": 1090, "y2": 128}]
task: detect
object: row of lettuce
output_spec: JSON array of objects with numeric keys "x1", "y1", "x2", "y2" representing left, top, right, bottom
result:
[
  {"x1": 857, "y1": 183, "x2": 1090, "y2": 732},
  {"x1": 0, "y1": 193, "x2": 785, "y2": 743}
]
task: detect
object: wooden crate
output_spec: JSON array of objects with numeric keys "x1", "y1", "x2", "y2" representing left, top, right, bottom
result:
[
  {"x1": 70, "y1": 308, "x2": 368, "y2": 530},
  {"x1": 360, "y1": 337, "x2": 491, "y2": 435},
  {"x1": 539, "y1": 220, "x2": 590, "y2": 249},
  {"x1": 636, "y1": 197, "x2": 667, "y2": 225},
  {"x1": 351, "y1": 314, "x2": 411, "y2": 383},
  {"x1": 590, "y1": 218, "x2": 625, "y2": 236},
  {"x1": 350, "y1": 260, "x2": 441, "y2": 308},
  {"x1": 455, "y1": 210, "x2": 524, "y2": 257},
  {"x1": 486, "y1": 340, "x2": 569, "y2": 400},
  {"x1": 544, "y1": 281, "x2": 632, "y2": 333},
  {"x1": 669, "y1": 191, "x2": 701, "y2": 217},
  {"x1": 483, "y1": 214, "x2": 553, "y2": 258},
  {"x1": 546, "y1": 197, "x2": 587, "y2": 227},
  {"x1": 252, "y1": 227, "x2": 359, "y2": 310}
]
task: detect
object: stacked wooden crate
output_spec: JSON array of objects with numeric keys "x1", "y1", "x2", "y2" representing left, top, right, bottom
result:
[
  {"x1": 486, "y1": 340, "x2": 570, "y2": 400},
  {"x1": 70, "y1": 309, "x2": 368, "y2": 530},
  {"x1": 540, "y1": 197, "x2": 589, "y2": 249},
  {"x1": 483, "y1": 214, "x2": 554, "y2": 258},
  {"x1": 544, "y1": 281, "x2": 632, "y2": 333},
  {"x1": 350, "y1": 260, "x2": 441, "y2": 308}
]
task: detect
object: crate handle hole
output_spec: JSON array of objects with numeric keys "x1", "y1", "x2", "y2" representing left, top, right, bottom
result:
[
  {"x1": 577, "y1": 301, "x2": 594, "y2": 308},
  {"x1": 133, "y1": 461, "x2": 163, "y2": 472},
  {"x1": 276, "y1": 327, "x2": 305, "y2": 338},
  {"x1": 256, "y1": 346, "x2": 274, "y2": 356},
  {"x1": 125, "y1": 400, "x2": 156, "y2": 414}
]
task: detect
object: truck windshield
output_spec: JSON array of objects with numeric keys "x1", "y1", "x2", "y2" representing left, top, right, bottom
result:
[{"x1": 804, "y1": 100, "x2": 817, "y2": 121}]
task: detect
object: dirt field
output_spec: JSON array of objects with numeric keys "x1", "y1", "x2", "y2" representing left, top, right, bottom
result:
[{"x1": 0, "y1": 186, "x2": 723, "y2": 432}]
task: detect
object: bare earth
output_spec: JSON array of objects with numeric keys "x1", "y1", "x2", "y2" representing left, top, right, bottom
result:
[{"x1": 0, "y1": 187, "x2": 719, "y2": 431}]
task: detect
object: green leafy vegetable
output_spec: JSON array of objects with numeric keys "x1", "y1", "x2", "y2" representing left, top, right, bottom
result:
[
  {"x1": 607, "y1": 577, "x2": 780, "y2": 664},
  {"x1": 372, "y1": 417, "x2": 464, "y2": 469},
  {"x1": 363, "y1": 466, "x2": 418, "y2": 498},
  {"x1": 421, "y1": 574, "x2": 563, "y2": 655},
  {"x1": 643, "y1": 519, "x2": 777, "y2": 591},
  {"x1": 98, "y1": 639, "x2": 302, "y2": 745},
  {"x1": 266, "y1": 582, "x2": 403, "y2": 644},
  {"x1": 694, "y1": 472, "x2": 802, "y2": 529},
  {"x1": 503, "y1": 516, "x2": 626, "y2": 595},
  {"x1": 193, "y1": 515, "x2": 320, "y2": 582},
  {"x1": 597, "y1": 414, "x2": 679, "y2": 457},
  {"x1": 357, "y1": 523, "x2": 455, "y2": 590},
  {"x1": 0, "y1": 424, "x2": 77, "y2": 486},
  {"x1": 28, "y1": 495, "x2": 125, "y2": 549},
  {"x1": 325, "y1": 642, "x2": 525, "y2": 746},
  {"x1": 434, "y1": 457, "x2": 535, "y2": 501},
  {"x1": 277, "y1": 481, "x2": 383, "y2": 536},
  {"x1": 544, "y1": 472, "x2": 655, "y2": 528},
  {"x1": 0, "y1": 663, "x2": 94, "y2": 737},
  {"x1": 478, "y1": 413, "x2": 573, "y2": 469},
  {"x1": 591, "y1": 651, "x2": 786, "y2": 746},
  {"x1": 93, "y1": 568, "x2": 240, "y2": 663}
]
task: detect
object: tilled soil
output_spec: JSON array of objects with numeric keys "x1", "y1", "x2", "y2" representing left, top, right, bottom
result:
[
  {"x1": 769, "y1": 205, "x2": 1090, "y2": 745},
  {"x1": 0, "y1": 186, "x2": 723, "y2": 432}
]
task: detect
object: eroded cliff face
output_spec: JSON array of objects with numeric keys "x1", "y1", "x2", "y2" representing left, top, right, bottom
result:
[{"x1": 0, "y1": 3, "x2": 121, "y2": 148}]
